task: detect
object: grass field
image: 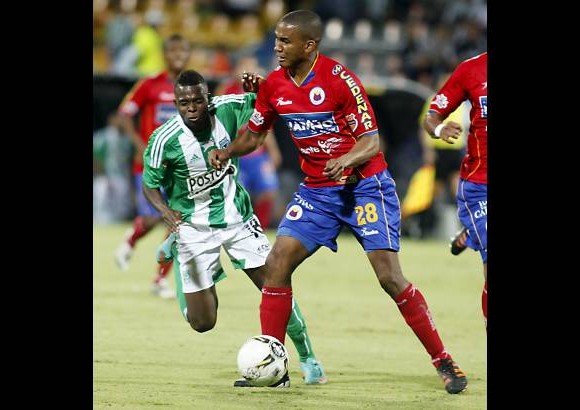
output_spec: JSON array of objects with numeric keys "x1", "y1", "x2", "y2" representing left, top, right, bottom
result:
[{"x1": 94, "y1": 224, "x2": 486, "y2": 409}]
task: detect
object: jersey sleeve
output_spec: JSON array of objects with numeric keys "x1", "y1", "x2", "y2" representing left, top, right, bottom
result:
[
  {"x1": 142, "y1": 127, "x2": 167, "y2": 189},
  {"x1": 212, "y1": 93, "x2": 257, "y2": 139},
  {"x1": 428, "y1": 64, "x2": 467, "y2": 119},
  {"x1": 118, "y1": 78, "x2": 148, "y2": 117},
  {"x1": 247, "y1": 79, "x2": 276, "y2": 133},
  {"x1": 335, "y1": 68, "x2": 379, "y2": 138}
]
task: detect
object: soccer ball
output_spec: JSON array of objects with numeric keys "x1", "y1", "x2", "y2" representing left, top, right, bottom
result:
[{"x1": 237, "y1": 335, "x2": 289, "y2": 387}]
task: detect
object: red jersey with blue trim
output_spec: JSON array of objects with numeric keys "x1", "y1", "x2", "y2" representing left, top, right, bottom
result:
[
  {"x1": 428, "y1": 52, "x2": 487, "y2": 184},
  {"x1": 248, "y1": 53, "x2": 386, "y2": 187},
  {"x1": 118, "y1": 71, "x2": 177, "y2": 173}
]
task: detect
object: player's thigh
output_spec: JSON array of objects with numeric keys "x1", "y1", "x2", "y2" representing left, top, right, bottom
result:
[
  {"x1": 345, "y1": 170, "x2": 402, "y2": 252},
  {"x1": 177, "y1": 225, "x2": 226, "y2": 294},
  {"x1": 222, "y1": 215, "x2": 271, "y2": 271},
  {"x1": 184, "y1": 285, "x2": 218, "y2": 325},
  {"x1": 456, "y1": 179, "x2": 487, "y2": 252},
  {"x1": 277, "y1": 187, "x2": 343, "y2": 252}
]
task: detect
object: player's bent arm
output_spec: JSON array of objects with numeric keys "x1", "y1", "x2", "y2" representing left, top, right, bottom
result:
[
  {"x1": 142, "y1": 185, "x2": 182, "y2": 232},
  {"x1": 209, "y1": 128, "x2": 267, "y2": 169},
  {"x1": 264, "y1": 130, "x2": 282, "y2": 169},
  {"x1": 342, "y1": 132, "x2": 380, "y2": 168},
  {"x1": 423, "y1": 111, "x2": 462, "y2": 144},
  {"x1": 323, "y1": 133, "x2": 380, "y2": 181}
]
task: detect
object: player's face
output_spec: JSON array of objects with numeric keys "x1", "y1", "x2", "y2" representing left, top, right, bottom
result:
[
  {"x1": 174, "y1": 84, "x2": 210, "y2": 131},
  {"x1": 164, "y1": 40, "x2": 191, "y2": 73},
  {"x1": 274, "y1": 22, "x2": 310, "y2": 68}
]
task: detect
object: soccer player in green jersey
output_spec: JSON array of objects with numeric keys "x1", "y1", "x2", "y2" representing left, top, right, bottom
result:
[{"x1": 141, "y1": 69, "x2": 327, "y2": 387}]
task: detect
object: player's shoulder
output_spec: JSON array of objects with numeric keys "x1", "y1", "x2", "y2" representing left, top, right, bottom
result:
[
  {"x1": 318, "y1": 54, "x2": 359, "y2": 83},
  {"x1": 211, "y1": 93, "x2": 254, "y2": 112},
  {"x1": 458, "y1": 52, "x2": 487, "y2": 70}
]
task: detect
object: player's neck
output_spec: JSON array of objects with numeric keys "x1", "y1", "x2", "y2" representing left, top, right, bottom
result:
[{"x1": 289, "y1": 53, "x2": 318, "y2": 85}]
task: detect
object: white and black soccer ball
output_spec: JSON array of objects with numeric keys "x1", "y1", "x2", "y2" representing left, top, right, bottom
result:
[{"x1": 237, "y1": 335, "x2": 289, "y2": 387}]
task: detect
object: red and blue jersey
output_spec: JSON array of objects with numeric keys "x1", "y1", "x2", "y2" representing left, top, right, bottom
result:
[
  {"x1": 248, "y1": 53, "x2": 386, "y2": 187},
  {"x1": 118, "y1": 71, "x2": 177, "y2": 173},
  {"x1": 428, "y1": 52, "x2": 487, "y2": 184}
]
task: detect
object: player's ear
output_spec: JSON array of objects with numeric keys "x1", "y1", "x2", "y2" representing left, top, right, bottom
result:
[{"x1": 305, "y1": 39, "x2": 316, "y2": 52}]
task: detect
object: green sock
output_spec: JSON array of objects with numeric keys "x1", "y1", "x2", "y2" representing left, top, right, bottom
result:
[
  {"x1": 286, "y1": 297, "x2": 316, "y2": 363},
  {"x1": 170, "y1": 246, "x2": 188, "y2": 322}
]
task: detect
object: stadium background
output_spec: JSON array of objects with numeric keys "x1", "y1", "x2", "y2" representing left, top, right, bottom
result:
[{"x1": 93, "y1": 0, "x2": 487, "y2": 233}]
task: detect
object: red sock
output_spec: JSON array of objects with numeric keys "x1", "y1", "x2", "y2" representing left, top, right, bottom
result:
[
  {"x1": 127, "y1": 216, "x2": 148, "y2": 247},
  {"x1": 260, "y1": 287, "x2": 292, "y2": 344},
  {"x1": 482, "y1": 281, "x2": 487, "y2": 330},
  {"x1": 253, "y1": 198, "x2": 274, "y2": 229},
  {"x1": 395, "y1": 283, "x2": 450, "y2": 367},
  {"x1": 153, "y1": 261, "x2": 173, "y2": 284}
]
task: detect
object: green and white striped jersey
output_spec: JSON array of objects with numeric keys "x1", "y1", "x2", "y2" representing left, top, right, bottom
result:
[{"x1": 143, "y1": 93, "x2": 256, "y2": 228}]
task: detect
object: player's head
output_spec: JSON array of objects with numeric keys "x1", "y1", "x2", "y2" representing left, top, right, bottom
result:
[
  {"x1": 164, "y1": 33, "x2": 191, "y2": 74},
  {"x1": 274, "y1": 10, "x2": 322, "y2": 68},
  {"x1": 174, "y1": 70, "x2": 211, "y2": 131}
]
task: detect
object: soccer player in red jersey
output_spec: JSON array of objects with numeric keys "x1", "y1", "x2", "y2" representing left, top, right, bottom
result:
[
  {"x1": 210, "y1": 10, "x2": 468, "y2": 394},
  {"x1": 423, "y1": 52, "x2": 488, "y2": 329},
  {"x1": 114, "y1": 33, "x2": 191, "y2": 298}
]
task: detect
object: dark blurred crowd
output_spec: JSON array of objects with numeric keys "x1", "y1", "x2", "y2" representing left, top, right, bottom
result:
[{"x1": 94, "y1": 0, "x2": 486, "y2": 88}]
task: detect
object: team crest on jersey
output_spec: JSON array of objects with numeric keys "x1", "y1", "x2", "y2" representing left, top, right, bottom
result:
[
  {"x1": 432, "y1": 94, "x2": 449, "y2": 109},
  {"x1": 345, "y1": 113, "x2": 358, "y2": 132},
  {"x1": 309, "y1": 87, "x2": 325, "y2": 105},
  {"x1": 285, "y1": 205, "x2": 303, "y2": 221},
  {"x1": 332, "y1": 64, "x2": 343, "y2": 75}
]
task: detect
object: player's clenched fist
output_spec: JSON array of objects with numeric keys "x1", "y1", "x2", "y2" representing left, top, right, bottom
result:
[{"x1": 209, "y1": 148, "x2": 230, "y2": 169}]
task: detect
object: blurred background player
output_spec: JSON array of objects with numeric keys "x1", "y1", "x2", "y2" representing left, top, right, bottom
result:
[
  {"x1": 114, "y1": 33, "x2": 191, "y2": 298},
  {"x1": 215, "y1": 55, "x2": 281, "y2": 229},
  {"x1": 422, "y1": 51, "x2": 487, "y2": 329},
  {"x1": 93, "y1": 112, "x2": 134, "y2": 224}
]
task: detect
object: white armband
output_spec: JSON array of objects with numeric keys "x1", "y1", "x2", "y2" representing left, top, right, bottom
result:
[{"x1": 434, "y1": 123, "x2": 445, "y2": 138}]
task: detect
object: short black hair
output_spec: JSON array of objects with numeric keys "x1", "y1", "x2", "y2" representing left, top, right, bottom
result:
[
  {"x1": 176, "y1": 69, "x2": 206, "y2": 88},
  {"x1": 279, "y1": 10, "x2": 322, "y2": 43}
]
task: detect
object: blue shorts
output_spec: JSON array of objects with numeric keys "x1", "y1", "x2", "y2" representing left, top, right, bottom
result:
[
  {"x1": 238, "y1": 152, "x2": 279, "y2": 196},
  {"x1": 134, "y1": 173, "x2": 162, "y2": 217},
  {"x1": 456, "y1": 179, "x2": 487, "y2": 263},
  {"x1": 277, "y1": 170, "x2": 401, "y2": 253}
]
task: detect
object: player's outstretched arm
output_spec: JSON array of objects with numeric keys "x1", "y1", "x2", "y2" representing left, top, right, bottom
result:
[{"x1": 209, "y1": 128, "x2": 268, "y2": 169}]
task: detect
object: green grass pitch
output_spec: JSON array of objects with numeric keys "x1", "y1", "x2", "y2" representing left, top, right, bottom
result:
[{"x1": 94, "y1": 224, "x2": 486, "y2": 409}]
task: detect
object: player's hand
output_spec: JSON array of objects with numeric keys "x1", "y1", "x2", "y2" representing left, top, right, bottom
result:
[
  {"x1": 242, "y1": 72, "x2": 263, "y2": 93},
  {"x1": 209, "y1": 148, "x2": 230, "y2": 170},
  {"x1": 323, "y1": 157, "x2": 348, "y2": 182},
  {"x1": 161, "y1": 208, "x2": 182, "y2": 233},
  {"x1": 439, "y1": 121, "x2": 462, "y2": 144}
]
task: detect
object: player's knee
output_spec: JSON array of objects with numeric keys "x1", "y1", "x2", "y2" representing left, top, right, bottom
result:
[
  {"x1": 188, "y1": 317, "x2": 216, "y2": 333},
  {"x1": 377, "y1": 271, "x2": 405, "y2": 296}
]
